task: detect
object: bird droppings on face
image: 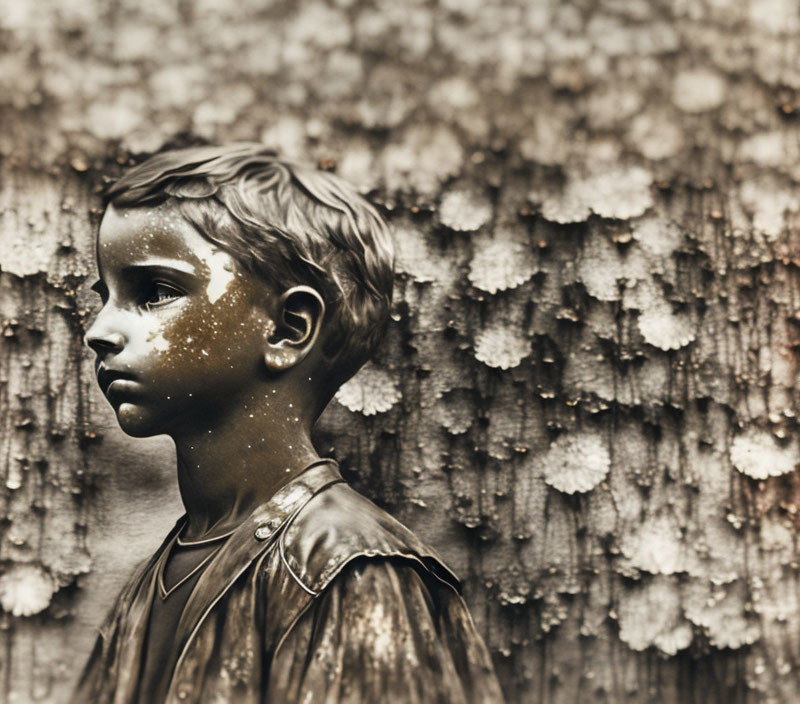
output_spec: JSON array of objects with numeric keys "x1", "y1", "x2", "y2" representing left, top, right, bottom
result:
[{"x1": 148, "y1": 331, "x2": 170, "y2": 353}]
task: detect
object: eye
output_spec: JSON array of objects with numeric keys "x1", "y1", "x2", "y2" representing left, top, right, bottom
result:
[{"x1": 143, "y1": 282, "x2": 182, "y2": 310}]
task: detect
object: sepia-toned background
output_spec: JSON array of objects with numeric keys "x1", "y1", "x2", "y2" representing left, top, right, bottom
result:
[{"x1": 2, "y1": 1, "x2": 800, "y2": 702}]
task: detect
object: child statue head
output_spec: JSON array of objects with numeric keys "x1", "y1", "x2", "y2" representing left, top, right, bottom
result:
[{"x1": 85, "y1": 144, "x2": 395, "y2": 437}]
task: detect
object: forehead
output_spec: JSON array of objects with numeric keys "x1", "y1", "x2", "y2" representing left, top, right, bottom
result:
[{"x1": 97, "y1": 202, "x2": 219, "y2": 272}]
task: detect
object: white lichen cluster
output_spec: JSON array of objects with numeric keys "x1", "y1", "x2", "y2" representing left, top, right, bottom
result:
[
  {"x1": 637, "y1": 301, "x2": 696, "y2": 351},
  {"x1": 439, "y1": 189, "x2": 492, "y2": 232},
  {"x1": 473, "y1": 324, "x2": 531, "y2": 370},
  {"x1": 335, "y1": 363, "x2": 402, "y2": 416},
  {"x1": 730, "y1": 430, "x2": 797, "y2": 480},
  {"x1": 468, "y1": 228, "x2": 538, "y2": 294},
  {"x1": 542, "y1": 430, "x2": 610, "y2": 494},
  {"x1": 617, "y1": 577, "x2": 692, "y2": 655},
  {"x1": 540, "y1": 167, "x2": 654, "y2": 224},
  {"x1": 0, "y1": 564, "x2": 56, "y2": 617}
]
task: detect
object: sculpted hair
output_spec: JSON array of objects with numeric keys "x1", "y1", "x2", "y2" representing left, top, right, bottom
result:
[{"x1": 105, "y1": 143, "x2": 395, "y2": 394}]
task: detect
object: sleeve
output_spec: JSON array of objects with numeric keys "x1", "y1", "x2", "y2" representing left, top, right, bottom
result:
[
  {"x1": 266, "y1": 557, "x2": 505, "y2": 704},
  {"x1": 71, "y1": 557, "x2": 153, "y2": 704}
]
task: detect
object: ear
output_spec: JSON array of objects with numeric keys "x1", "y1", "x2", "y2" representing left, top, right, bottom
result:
[{"x1": 263, "y1": 285, "x2": 326, "y2": 372}]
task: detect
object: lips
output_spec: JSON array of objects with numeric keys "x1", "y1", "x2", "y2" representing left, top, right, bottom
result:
[{"x1": 96, "y1": 365, "x2": 139, "y2": 398}]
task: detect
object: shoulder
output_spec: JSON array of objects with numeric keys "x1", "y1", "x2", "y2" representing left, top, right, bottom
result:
[
  {"x1": 278, "y1": 481, "x2": 460, "y2": 596},
  {"x1": 268, "y1": 556, "x2": 507, "y2": 704}
]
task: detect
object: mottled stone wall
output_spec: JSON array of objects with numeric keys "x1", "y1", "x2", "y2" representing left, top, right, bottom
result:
[{"x1": 2, "y1": 1, "x2": 800, "y2": 702}]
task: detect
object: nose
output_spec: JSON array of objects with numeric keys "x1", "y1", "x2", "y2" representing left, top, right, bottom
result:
[{"x1": 84, "y1": 315, "x2": 126, "y2": 355}]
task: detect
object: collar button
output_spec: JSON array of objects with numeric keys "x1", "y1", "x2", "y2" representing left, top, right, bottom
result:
[
  {"x1": 176, "y1": 683, "x2": 192, "y2": 700},
  {"x1": 254, "y1": 525, "x2": 272, "y2": 541}
]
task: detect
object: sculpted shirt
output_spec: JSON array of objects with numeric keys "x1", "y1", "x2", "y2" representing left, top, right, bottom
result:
[{"x1": 72, "y1": 462, "x2": 505, "y2": 704}]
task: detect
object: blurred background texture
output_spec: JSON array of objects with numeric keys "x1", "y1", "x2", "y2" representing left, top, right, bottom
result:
[{"x1": 1, "y1": 1, "x2": 800, "y2": 702}]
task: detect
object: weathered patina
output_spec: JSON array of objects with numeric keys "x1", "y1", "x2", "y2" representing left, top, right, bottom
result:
[{"x1": 72, "y1": 461, "x2": 503, "y2": 703}]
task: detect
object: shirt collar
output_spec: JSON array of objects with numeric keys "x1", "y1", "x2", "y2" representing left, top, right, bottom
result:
[{"x1": 169, "y1": 459, "x2": 343, "y2": 679}]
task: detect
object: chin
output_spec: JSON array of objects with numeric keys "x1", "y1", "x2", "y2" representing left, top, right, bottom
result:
[{"x1": 114, "y1": 403, "x2": 167, "y2": 438}]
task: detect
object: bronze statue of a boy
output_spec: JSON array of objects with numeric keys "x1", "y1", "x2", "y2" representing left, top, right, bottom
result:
[{"x1": 74, "y1": 144, "x2": 504, "y2": 704}]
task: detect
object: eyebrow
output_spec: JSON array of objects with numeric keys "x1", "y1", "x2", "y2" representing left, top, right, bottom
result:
[{"x1": 119, "y1": 260, "x2": 198, "y2": 278}]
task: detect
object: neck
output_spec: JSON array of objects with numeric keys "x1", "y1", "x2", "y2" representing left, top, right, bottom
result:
[{"x1": 171, "y1": 386, "x2": 321, "y2": 541}]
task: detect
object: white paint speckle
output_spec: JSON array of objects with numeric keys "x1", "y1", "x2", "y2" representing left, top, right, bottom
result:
[
  {"x1": 149, "y1": 331, "x2": 170, "y2": 352},
  {"x1": 203, "y1": 249, "x2": 235, "y2": 303},
  {"x1": 364, "y1": 600, "x2": 399, "y2": 662}
]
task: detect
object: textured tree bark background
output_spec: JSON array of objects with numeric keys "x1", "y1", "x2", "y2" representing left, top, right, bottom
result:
[{"x1": 2, "y1": 1, "x2": 800, "y2": 702}]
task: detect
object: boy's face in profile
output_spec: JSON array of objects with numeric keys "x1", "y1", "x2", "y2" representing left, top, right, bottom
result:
[{"x1": 86, "y1": 201, "x2": 276, "y2": 438}]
